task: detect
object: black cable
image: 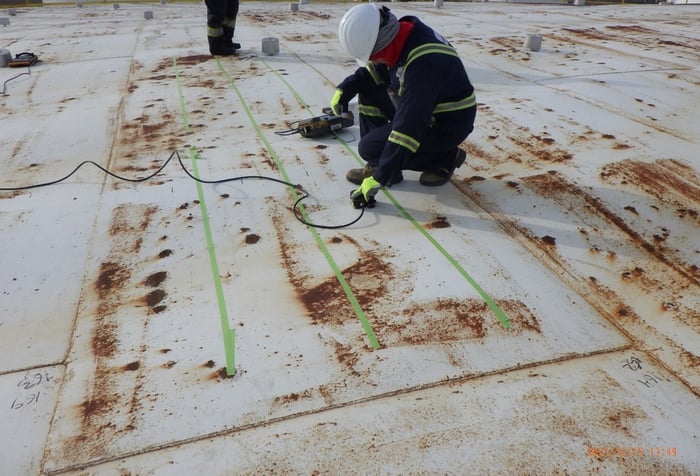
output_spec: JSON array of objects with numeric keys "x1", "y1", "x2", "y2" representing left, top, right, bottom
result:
[
  {"x1": 0, "y1": 150, "x2": 368, "y2": 229},
  {"x1": 2, "y1": 69, "x2": 32, "y2": 96},
  {"x1": 274, "y1": 121, "x2": 302, "y2": 136}
]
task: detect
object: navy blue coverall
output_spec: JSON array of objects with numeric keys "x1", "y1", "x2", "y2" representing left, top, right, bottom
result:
[{"x1": 335, "y1": 16, "x2": 477, "y2": 186}]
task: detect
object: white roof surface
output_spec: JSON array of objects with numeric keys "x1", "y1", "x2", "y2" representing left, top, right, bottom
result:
[{"x1": 1, "y1": 1, "x2": 699, "y2": 474}]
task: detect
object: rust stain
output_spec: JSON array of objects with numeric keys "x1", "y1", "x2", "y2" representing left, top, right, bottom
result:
[
  {"x1": 600, "y1": 159, "x2": 700, "y2": 205},
  {"x1": 426, "y1": 215, "x2": 451, "y2": 229},
  {"x1": 65, "y1": 204, "x2": 160, "y2": 461},
  {"x1": 524, "y1": 170, "x2": 699, "y2": 286},
  {"x1": 245, "y1": 233, "x2": 261, "y2": 244},
  {"x1": 145, "y1": 289, "x2": 166, "y2": 307},
  {"x1": 299, "y1": 252, "x2": 394, "y2": 325},
  {"x1": 244, "y1": 10, "x2": 330, "y2": 26},
  {"x1": 333, "y1": 342, "x2": 361, "y2": 376},
  {"x1": 144, "y1": 271, "x2": 167, "y2": 287},
  {"x1": 372, "y1": 299, "x2": 540, "y2": 347}
]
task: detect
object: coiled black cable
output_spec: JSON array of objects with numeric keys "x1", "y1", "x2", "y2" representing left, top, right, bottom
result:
[{"x1": 0, "y1": 150, "x2": 367, "y2": 229}]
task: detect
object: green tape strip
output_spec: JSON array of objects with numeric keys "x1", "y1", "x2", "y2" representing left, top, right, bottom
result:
[
  {"x1": 174, "y1": 58, "x2": 237, "y2": 375},
  {"x1": 258, "y1": 58, "x2": 510, "y2": 329},
  {"x1": 385, "y1": 192, "x2": 511, "y2": 329},
  {"x1": 216, "y1": 58, "x2": 380, "y2": 350}
]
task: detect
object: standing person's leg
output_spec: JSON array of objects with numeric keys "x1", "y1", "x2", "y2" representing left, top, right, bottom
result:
[
  {"x1": 205, "y1": 0, "x2": 236, "y2": 55},
  {"x1": 222, "y1": 0, "x2": 240, "y2": 50}
]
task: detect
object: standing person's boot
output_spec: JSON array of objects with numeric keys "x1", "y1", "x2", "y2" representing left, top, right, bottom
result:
[
  {"x1": 208, "y1": 35, "x2": 236, "y2": 56},
  {"x1": 223, "y1": 26, "x2": 241, "y2": 50}
]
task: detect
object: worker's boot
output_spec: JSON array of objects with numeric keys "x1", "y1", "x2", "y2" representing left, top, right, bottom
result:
[
  {"x1": 346, "y1": 166, "x2": 375, "y2": 185},
  {"x1": 419, "y1": 148, "x2": 467, "y2": 186},
  {"x1": 347, "y1": 166, "x2": 403, "y2": 186},
  {"x1": 208, "y1": 35, "x2": 237, "y2": 56},
  {"x1": 223, "y1": 26, "x2": 241, "y2": 50}
]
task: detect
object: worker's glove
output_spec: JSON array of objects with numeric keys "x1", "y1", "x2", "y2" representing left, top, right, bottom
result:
[
  {"x1": 330, "y1": 89, "x2": 347, "y2": 115},
  {"x1": 350, "y1": 176, "x2": 381, "y2": 209}
]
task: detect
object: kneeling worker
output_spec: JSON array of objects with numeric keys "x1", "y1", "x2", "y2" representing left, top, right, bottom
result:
[{"x1": 333, "y1": 4, "x2": 477, "y2": 207}]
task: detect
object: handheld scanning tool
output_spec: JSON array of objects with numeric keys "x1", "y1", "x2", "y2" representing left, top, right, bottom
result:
[
  {"x1": 350, "y1": 191, "x2": 376, "y2": 209},
  {"x1": 297, "y1": 109, "x2": 354, "y2": 138}
]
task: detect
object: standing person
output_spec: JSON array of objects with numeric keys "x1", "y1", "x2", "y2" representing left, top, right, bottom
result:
[
  {"x1": 333, "y1": 4, "x2": 476, "y2": 207},
  {"x1": 206, "y1": 0, "x2": 241, "y2": 56}
]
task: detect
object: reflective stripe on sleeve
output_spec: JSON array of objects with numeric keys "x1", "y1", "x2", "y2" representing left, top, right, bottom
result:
[
  {"x1": 365, "y1": 62, "x2": 384, "y2": 85},
  {"x1": 433, "y1": 92, "x2": 476, "y2": 114},
  {"x1": 388, "y1": 130, "x2": 420, "y2": 153},
  {"x1": 358, "y1": 104, "x2": 388, "y2": 119}
]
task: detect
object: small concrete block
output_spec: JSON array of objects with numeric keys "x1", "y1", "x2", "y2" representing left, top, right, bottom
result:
[
  {"x1": 524, "y1": 33, "x2": 542, "y2": 51},
  {"x1": 574, "y1": 0, "x2": 586, "y2": 5},
  {"x1": 8, "y1": 8, "x2": 16, "y2": 16},
  {"x1": 299, "y1": 0, "x2": 308, "y2": 4},
  {"x1": 290, "y1": 3, "x2": 298, "y2": 11},
  {"x1": 261, "y1": 37, "x2": 279, "y2": 56},
  {"x1": 0, "y1": 49, "x2": 10, "y2": 67},
  {"x1": 76, "y1": 1, "x2": 83, "y2": 7},
  {"x1": 0, "y1": 17, "x2": 9, "y2": 26},
  {"x1": 160, "y1": 0, "x2": 166, "y2": 4},
  {"x1": 113, "y1": 4, "x2": 119, "y2": 9},
  {"x1": 434, "y1": 0, "x2": 444, "y2": 7},
  {"x1": 144, "y1": 11, "x2": 153, "y2": 20}
]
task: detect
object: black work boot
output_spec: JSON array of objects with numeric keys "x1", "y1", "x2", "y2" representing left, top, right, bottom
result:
[
  {"x1": 419, "y1": 148, "x2": 467, "y2": 186},
  {"x1": 208, "y1": 35, "x2": 237, "y2": 56},
  {"x1": 222, "y1": 26, "x2": 241, "y2": 50}
]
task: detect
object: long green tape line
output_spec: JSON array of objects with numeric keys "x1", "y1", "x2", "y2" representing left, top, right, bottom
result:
[
  {"x1": 215, "y1": 58, "x2": 381, "y2": 350},
  {"x1": 258, "y1": 58, "x2": 511, "y2": 329},
  {"x1": 173, "y1": 58, "x2": 237, "y2": 376}
]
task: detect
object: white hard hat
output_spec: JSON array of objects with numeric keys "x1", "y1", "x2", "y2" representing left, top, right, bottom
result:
[{"x1": 338, "y1": 3, "x2": 380, "y2": 66}]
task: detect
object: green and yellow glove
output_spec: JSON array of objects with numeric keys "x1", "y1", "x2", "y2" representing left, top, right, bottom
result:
[
  {"x1": 350, "y1": 176, "x2": 381, "y2": 209},
  {"x1": 330, "y1": 89, "x2": 345, "y2": 115}
]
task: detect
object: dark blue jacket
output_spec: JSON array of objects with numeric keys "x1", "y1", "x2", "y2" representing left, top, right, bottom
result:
[
  {"x1": 362, "y1": 17, "x2": 476, "y2": 185},
  {"x1": 339, "y1": 16, "x2": 476, "y2": 185}
]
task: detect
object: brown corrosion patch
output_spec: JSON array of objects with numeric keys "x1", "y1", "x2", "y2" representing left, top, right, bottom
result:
[
  {"x1": 525, "y1": 170, "x2": 699, "y2": 285},
  {"x1": 300, "y1": 252, "x2": 394, "y2": 325},
  {"x1": 427, "y1": 215, "x2": 450, "y2": 229},
  {"x1": 334, "y1": 341, "x2": 361, "y2": 376},
  {"x1": 95, "y1": 262, "x2": 130, "y2": 296},
  {"x1": 372, "y1": 298, "x2": 540, "y2": 347},
  {"x1": 124, "y1": 361, "x2": 140, "y2": 371},
  {"x1": 562, "y1": 27, "x2": 611, "y2": 41},
  {"x1": 145, "y1": 289, "x2": 166, "y2": 307},
  {"x1": 144, "y1": 271, "x2": 167, "y2": 287},
  {"x1": 541, "y1": 235, "x2": 556, "y2": 246},
  {"x1": 600, "y1": 159, "x2": 700, "y2": 207},
  {"x1": 71, "y1": 203, "x2": 161, "y2": 461},
  {"x1": 245, "y1": 233, "x2": 261, "y2": 244},
  {"x1": 177, "y1": 55, "x2": 211, "y2": 65},
  {"x1": 79, "y1": 397, "x2": 111, "y2": 421}
]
